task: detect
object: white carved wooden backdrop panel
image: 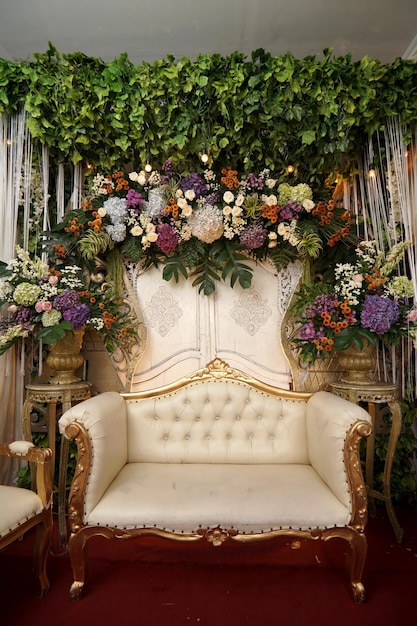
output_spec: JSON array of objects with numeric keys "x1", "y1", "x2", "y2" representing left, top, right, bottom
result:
[{"x1": 129, "y1": 259, "x2": 302, "y2": 391}]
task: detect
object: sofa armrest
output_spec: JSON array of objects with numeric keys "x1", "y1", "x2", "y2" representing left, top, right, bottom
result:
[
  {"x1": 58, "y1": 392, "x2": 128, "y2": 522},
  {"x1": 306, "y1": 391, "x2": 372, "y2": 522},
  {"x1": 0, "y1": 441, "x2": 53, "y2": 508}
]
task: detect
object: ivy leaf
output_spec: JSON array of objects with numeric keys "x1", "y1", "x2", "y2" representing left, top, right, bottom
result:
[{"x1": 301, "y1": 130, "x2": 316, "y2": 145}]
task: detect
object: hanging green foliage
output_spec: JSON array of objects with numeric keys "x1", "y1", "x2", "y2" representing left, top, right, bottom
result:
[{"x1": 1, "y1": 44, "x2": 417, "y2": 178}]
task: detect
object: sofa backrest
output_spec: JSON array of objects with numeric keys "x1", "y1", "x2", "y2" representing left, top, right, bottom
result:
[{"x1": 125, "y1": 377, "x2": 310, "y2": 464}]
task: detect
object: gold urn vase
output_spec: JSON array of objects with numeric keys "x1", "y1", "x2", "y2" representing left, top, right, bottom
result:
[
  {"x1": 46, "y1": 329, "x2": 85, "y2": 384},
  {"x1": 337, "y1": 341, "x2": 376, "y2": 385}
]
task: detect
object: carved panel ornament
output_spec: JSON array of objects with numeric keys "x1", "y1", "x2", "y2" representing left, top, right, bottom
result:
[
  {"x1": 230, "y1": 289, "x2": 272, "y2": 335},
  {"x1": 142, "y1": 286, "x2": 183, "y2": 337}
]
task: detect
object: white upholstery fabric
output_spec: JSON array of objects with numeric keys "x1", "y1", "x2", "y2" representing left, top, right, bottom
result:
[
  {"x1": 8, "y1": 440, "x2": 35, "y2": 455},
  {"x1": 86, "y1": 463, "x2": 350, "y2": 533},
  {"x1": 126, "y1": 380, "x2": 309, "y2": 464},
  {"x1": 59, "y1": 391, "x2": 128, "y2": 515},
  {"x1": 0, "y1": 485, "x2": 43, "y2": 537},
  {"x1": 306, "y1": 391, "x2": 372, "y2": 509}
]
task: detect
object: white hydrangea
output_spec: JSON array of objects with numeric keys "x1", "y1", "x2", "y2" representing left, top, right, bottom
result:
[{"x1": 188, "y1": 205, "x2": 224, "y2": 243}]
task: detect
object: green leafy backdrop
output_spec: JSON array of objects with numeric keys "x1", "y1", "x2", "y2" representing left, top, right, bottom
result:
[{"x1": 1, "y1": 44, "x2": 417, "y2": 178}]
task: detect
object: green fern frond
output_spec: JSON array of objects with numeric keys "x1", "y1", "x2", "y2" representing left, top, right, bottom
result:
[{"x1": 78, "y1": 230, "x2": 114, "y2": 260}]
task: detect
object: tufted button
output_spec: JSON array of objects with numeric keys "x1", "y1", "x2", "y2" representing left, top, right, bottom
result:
[
  {"x1": 246, "y1": 399, "x2": 250, "y2": 404},
  {"x1": 205, "y1": 434, "x2": 211, "y2": 440},
  {"x1": 236, "y1": 415, "x2": 241, "y2": 420},
  {"x1": 163, "y1": 435, "x2": 169, "y2": 441},
  {"x1": 269, "y1": 434, "x2": 275, "y2": 440},
  {"x1": 215, "y1": 415, "x2": 220, "y2": 420},
  {"x1": 257, "y1": 415, "x2": 262, "y2": 420},
  {"x1": 175, "y1": 416, "x2": 180, "y2": 422},
  {"x1": 226, "y1": 399, "x2": 231, "y2": 404},
  {"x1": 279, "y1": 415, "x2": 284, "y2": 420},
  {"x1": 205, "y1": 399, "x2": 209, "y2": 403},
  {"x1": 196, "y1": 416, "x2": 201, "y2": 421},
  {"x1": 185, "y1": 399, "x2": 190, "y2": 404},
  {"x1": 248, "y1": 433, "x2": 253, "y2": 440},
  {"x1": 185, "y1": 434, "x2": 190, "y2": 440},
  {"x1": 154, "y1": 415, "x2": 159, "y2": 421},
  {"x1": 227, "y1": 434, "x2": 232, "y2": 440}
]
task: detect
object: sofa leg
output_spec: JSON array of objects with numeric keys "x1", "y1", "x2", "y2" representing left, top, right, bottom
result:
[
  {"x1": 33, "y1": 513, "x2": 52, "y2": 597},
  {"x1": 68, "y1": 531, "x2": 88, "y2": 600},
  {"x1": 347, "y1": 531, "x2": 367, "y2": 603},
  {"x1": 322, "y1": 526, "x2": 367, "y2": 603}
]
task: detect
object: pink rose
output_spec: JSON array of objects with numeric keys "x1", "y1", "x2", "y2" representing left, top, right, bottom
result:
[
  {"x1": 8, "y1": 304, "x2": 18, "y2": 314},
  {"x1": 42, "y1": 301, "x2": 52, "y2": 311},
  {"x1": 352, "y1": 274, "x2": 363, "y2": 284},
  {"x1": 407, "y1": 309, "x2": 417, "y2": 323},
  {"x1": 48, "y1": 275, "x2": 59, "y2": 285},
  {"x1": 35, "y1": 301, "x2": 44, "y2": 313}
]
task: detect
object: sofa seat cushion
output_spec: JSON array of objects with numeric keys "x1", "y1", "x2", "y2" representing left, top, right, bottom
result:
[
  {"x1": 0, "y1": 485, "x2": 43, "y2": 538},
  {"x1": 86, "y1": 463, "x2": 351, "y2": 534}
]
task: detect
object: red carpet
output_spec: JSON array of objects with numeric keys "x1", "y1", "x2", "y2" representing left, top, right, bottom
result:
[{"x1": 1, "y1": 507, "x2": 416, "y2": 626}]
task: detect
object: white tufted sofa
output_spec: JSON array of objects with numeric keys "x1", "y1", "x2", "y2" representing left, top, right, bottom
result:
[{"x1": 59, "y1": 358, "x2": 372, "y2": 602}]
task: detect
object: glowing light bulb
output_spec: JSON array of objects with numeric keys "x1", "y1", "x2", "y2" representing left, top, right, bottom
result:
[
  {"x1": 286, "y1": 164, "x2": 295, "y2": 175},
  {"x1": 368, "y1": 163, "x2": 376, "y2": 178},
  {"x1": 145, "y1": 161, "x2": 153, "y2": 173},
  {"x1": 201, "y1": 150, "x2": 209, "y2": 164}
]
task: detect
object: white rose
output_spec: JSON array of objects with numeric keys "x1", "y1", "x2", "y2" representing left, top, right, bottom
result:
[
  {"x1": 223, "y1": 191, "x2": 235, "y2": 204},
  {"x1": 129, "y1": 171, "x2": 139, "y2": 182},
  {"x1": 266, "y1": 178, "x2": 276, "y2": 189},
  {"x1": 223, "y1": 206, "x2": 232, "y2": 216},
  {"x1": 262, "y1": 194, "x2": 277, "y2": 206},
  {"x1": 97, "y1": 207, "x2": 107, "y2": 217},
  {"x1": 302, "y1": 199, "x2": 315, "y2": 212},
  {"x1": 235, "y1": 194, "x2": 245, "y2": 206},
  {"x1": 146, "y1": 223, "x2": 156, "y2": 233},
  {"x1": 268, "y1": 232, "x2": 277, "y2": 240},
  {"x1": 176, "y1": 189, "x2": 184, "y2": 197},
  {"x1": 147, "y1": 231, "x2": 158, "y2": 243},
  {"x1": 138, "y1": 172, "x2": 147, "y2": 185},
  {"x1": 268, "y1": 240, "x2": 277, "y2": 248},
  {"x1": 181, "y1": 205, "x2": 193, "y2": 218},
  {"x1": 177, "y1": 197, "x2": 189, "y2": 209},
  {"x1": 131, "y1": 225, "x2": 143, "y2": 236},
  {"x1": 231, "y1": 206, "x2": 243, "y2": 217},
  {"x1": 185, "y1": 189, "x2": 196, "y2": 201},
  {"x1": 277, "y1": 224, "x2": 287, "y2": 236}
]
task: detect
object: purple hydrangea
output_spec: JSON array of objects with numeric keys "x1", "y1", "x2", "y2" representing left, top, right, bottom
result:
[
  {"x1": 360, "y1": 295, "x2": 401, "y2": 334},
  {"x1": 277, "y1": 201, "x2": 303, "y2": 222},
  {"x1": 125, "y1": 189, "x2": 144, "y2": 209},
  {"x1": 239, "y1": 223, "x2": 268, "y2": 249},
  {"x1": 15, "y1": 306, "x2": 36, "y2": 324},
  {"x1": 156, "y1": 223, "x2": 179, "y2": 254},
  {"x1": 244, "y1": 173, "x2": 264, "y2": 191},
  {"x1": 62, "y1": 304, "x2": 91, "y2": 330},
  {"x1": 53, "y1": 289, "x2": 81, "y2": 311},
  {"x1": 181, "y1": 173, "x2": 208, "y2": 199},
  {"x1": 298, "y1": 321, "x2": 324, "y2": 341}
]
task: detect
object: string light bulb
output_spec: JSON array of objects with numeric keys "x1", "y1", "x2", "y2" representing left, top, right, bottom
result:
[
  {"x1": 286, "y1": 164, "x2": 295, "y2": 175},
  {"x1": 368, "y1": 163, "x2": 376, "y2": 178},
  {"x1": 201, "y1": 148, "x2": 209, "y2": 164},
  {"x1": 144, "y1": 151, "x2": 152, "y2": 172}
]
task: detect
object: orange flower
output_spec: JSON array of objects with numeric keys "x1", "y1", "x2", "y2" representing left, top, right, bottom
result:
[{"x1": 220, "y1": 168, "x2": 240, "y2": 190}]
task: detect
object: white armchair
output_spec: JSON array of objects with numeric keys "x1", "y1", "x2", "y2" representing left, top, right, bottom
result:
[{"x1": 0, "y1": 441, "x2": 53, "y2": 596}]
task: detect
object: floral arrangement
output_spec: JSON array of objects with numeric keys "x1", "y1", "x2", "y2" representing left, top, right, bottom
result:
[
  {"x1": 0, "y1": 246, "x2": 138, "y2": 356},
  {"x1": 48, "y1": 163, "x2": 352, "y2": 295},
  {"x1": 291, "y1": 240, "x2": 417, "y2": 363}
]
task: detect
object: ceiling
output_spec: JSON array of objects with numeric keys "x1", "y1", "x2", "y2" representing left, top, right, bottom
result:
[{"x1": 0, "y1": 0, "x2": 417, "y2": 65}]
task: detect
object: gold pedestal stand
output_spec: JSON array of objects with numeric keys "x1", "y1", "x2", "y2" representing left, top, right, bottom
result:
[
  {"x1": 22, "y1": 381, "x2": 92, "y2": 545},
  {"x1": 330, "y1": 381, "x2": 403, "y2": 542}
]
